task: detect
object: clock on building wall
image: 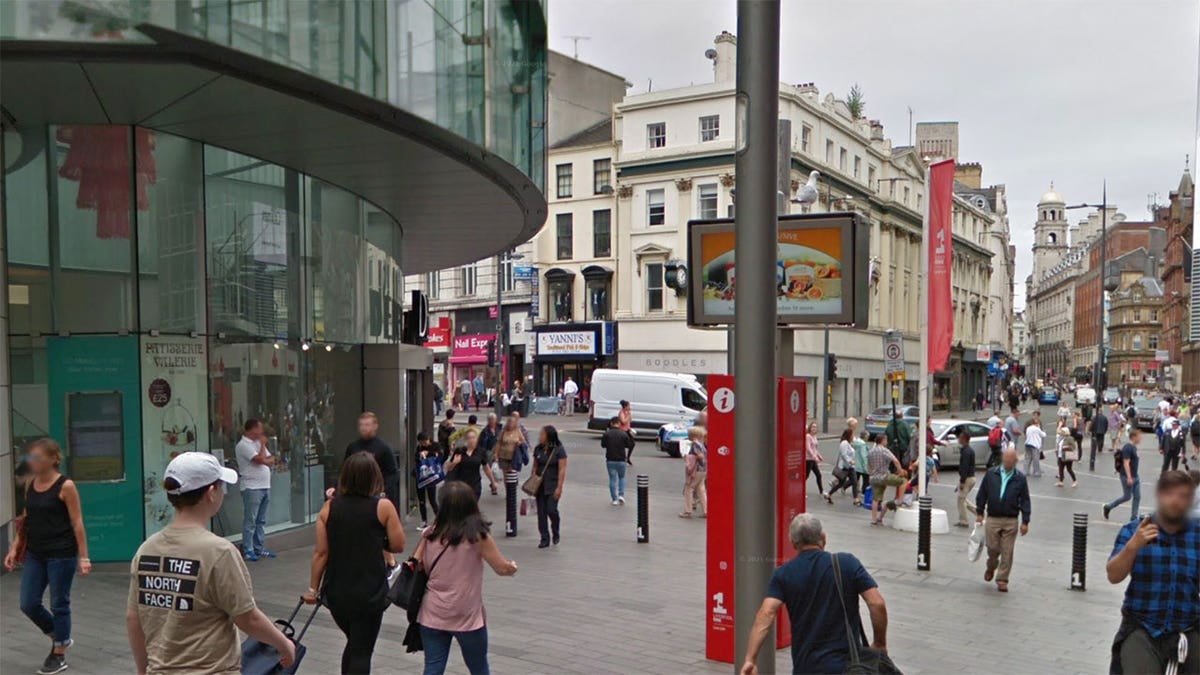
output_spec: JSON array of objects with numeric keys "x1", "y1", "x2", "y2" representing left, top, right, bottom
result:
[{"x1": 665, "y1": 260, "x2": 688, "y2": 295}]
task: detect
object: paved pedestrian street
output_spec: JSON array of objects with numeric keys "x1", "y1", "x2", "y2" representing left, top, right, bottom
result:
[{"x1": 1, "y1": 409, "x2": 1155, "y2": 674}]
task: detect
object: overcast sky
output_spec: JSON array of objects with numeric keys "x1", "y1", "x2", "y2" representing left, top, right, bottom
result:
[{"x1": 548, "y1": 0, "x2": 1199, "y2": 310}]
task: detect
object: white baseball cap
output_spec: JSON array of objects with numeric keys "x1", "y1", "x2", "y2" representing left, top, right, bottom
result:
[{"x1": 164, "y1": 452, "x2": 238, "y2": 494}]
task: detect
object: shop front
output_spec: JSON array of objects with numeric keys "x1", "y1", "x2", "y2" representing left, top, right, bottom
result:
[
  {"x1": 533, "y1": 322, "x2": 617, "y2": 408},
  {"x1": 450, "y1": 333, "x2": 496, "y2": 408}
]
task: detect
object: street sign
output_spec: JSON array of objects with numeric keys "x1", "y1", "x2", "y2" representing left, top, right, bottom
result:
[
  {"x1": 1155, "y1": 350, "x2": 1169, "y2": 362},
  {"x1": 883, "y1": 333, "x2": 905, "y2": 380},
  {"x1": 514, "y1": 265, "x2": 536, "y2": 280},
  {"x1": 977, "y1": 345, "x2": 991, "y2": 361}
]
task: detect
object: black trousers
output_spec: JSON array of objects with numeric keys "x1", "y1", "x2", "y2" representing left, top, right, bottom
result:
[
  {"x1": 417, "y1": 483, "x2": 438, "y2": 523},
  {"x1": 805, "y1": 459, "x2": 824, "y2": 494},
  {"x1": 1162, "y1": 447, "x2": 1182, "y2": 473},
  {"x1": 329, "y1": 606, "x2": 385, "y2": 674},
  {"x1": 535, "y1": 491, "x2": 560, "y2": 543},
  {"x1": 1090, "y1": 434, "x2": 1105, "y2": 469}
]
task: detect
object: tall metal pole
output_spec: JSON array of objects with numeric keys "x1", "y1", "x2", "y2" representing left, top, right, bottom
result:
[
  {"x1": 733, "y1": 2, "x2": 780, "y2": 672},
  {"x1": 918, "y1": 173, "x2": 931, "y2": 501},
  {"x1": 1098, "y1": 182, "x2": 1107, "y2": 391},
  {"x1": 494, "y1": 253, "x2": 505, "y2": 418},
  {"x1": 777, "y1": 119, "x2": 795, "y2": 379}
]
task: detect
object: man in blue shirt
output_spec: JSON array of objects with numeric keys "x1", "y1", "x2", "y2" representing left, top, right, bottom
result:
[
  {"x1": 739, "y1": 514, "x2": 890, "y2": 674},
  {"x1": 1104, "y1": 428, "x2": 1142, "y2": 521},
  {"x1": 1106, "y1": 471, "x2": 1199, "y2": 674},
  {"x1": 975, "y1": 447, "x2": 1032, "y2": 592}
]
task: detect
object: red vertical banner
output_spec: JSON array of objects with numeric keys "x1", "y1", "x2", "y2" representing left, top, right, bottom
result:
[
  {"x1": 774, "y1": 378, "x2": 807, "y2": 649},
  {"x1": 927, "y1": 159, "x2": 956, "y2": 372},
  {"x1": 705, "y1": 375, "x2": 736, "y2": 663}
]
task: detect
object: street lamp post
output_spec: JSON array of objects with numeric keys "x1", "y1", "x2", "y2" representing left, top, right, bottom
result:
[{"x1": 1065, "y1": 182, "x2": 1108, "y2": 391}]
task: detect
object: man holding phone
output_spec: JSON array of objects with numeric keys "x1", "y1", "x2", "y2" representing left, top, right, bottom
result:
[{"x1": 1106, "y1": 471, "x2": 1199, "y2": 674}]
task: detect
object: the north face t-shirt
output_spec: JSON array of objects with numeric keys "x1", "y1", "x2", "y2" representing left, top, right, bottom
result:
[{"x1": 127, "y1": 526, "x2": 257, "y2": 673}]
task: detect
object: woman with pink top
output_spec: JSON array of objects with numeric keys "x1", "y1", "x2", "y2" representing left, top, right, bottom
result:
[
  {"x1": 416, "y1": 481, "x2": 518, "y2": 675},
  {"x1": 805, "y1": 421, "x2": 825, "y2": 495}
]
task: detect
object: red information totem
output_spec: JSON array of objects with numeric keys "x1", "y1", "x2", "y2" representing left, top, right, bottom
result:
[
  {"x1": 705, "y1": 376, "x2": 807, "y2": 664},
  {"x1": 774, "y1": 377, "x2": 808, "y2": 646}
]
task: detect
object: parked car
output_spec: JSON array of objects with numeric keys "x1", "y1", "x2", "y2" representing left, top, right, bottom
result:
[
  {"x1": 1038, "y1": 388, "x2": 1060, "y2": 405},
  {"x1": 863, "y1": 405, "x2": 920, "y2": 436},
  {"x1": 1102, "y1": 387, "x2": 1121, "y2": 404},
  {"x1": 657, "y1": 422, "x2": 692, "y2": 458},
  {"x1": 928, "y1": 419, "x2": 991, "y2": 469},
  {"x1": 1132, "y1": 397, "x2": 1158, "y2": 430},
  {"x1": 1075, "y1": 386, "x2": 1097, "y2": 405},
  {"x1": 587, "y1": 369, "x2": 708, "y2": 431}
]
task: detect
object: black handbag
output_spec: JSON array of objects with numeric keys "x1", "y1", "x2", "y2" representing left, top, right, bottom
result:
[
  {"x1": 831, "y1": 553, "x2": 902, "y2": 675},
  {"x1": 388, "y1": 544, "x2": 448, "y2": 610}
]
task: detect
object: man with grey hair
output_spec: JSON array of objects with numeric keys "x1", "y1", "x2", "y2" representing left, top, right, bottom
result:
[
  {"x1": 740, "y1": 514, "x2": 890, "y2": 674},
  {"x1": 975, "y1": 445, "x2": 1032, "y2": 592}
]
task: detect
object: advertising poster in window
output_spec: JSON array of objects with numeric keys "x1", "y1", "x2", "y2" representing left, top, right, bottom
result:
[
  {"x1": 687, "y1": 213, "x2": 868, "y2": 326},
  {"x1": 47, "y1": 336, "x2": 143, "y2": 560},
  {"x1": 140, "y1": 336, "x2": 210, "y2": 536}
]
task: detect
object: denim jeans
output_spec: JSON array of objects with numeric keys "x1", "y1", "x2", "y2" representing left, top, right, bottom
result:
[
  {"x1": 19, "y1": 552, "x2": 77, "y2": 645},
  {"x1": 1105, "y1": 476, "x2": 1141, "y2": 520},
  {"x1": 420, "y1": 625, "x2": 489, "y2": 675},
  {"x1": 606, "y1": 460, "x2": 627, "y2": 500},
  {"x1": 241, "y1": 488, "x2": 270, "y2": 555}
]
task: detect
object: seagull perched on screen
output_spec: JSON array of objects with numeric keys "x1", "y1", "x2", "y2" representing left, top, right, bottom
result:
[{"x1": 792, "y1": 170, "x2": 820, "y2": 211}]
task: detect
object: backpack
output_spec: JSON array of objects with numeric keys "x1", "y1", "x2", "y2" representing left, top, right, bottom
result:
[
  {"x1": 1114, "y1": 446, "x2": 1126, "y2": 475},
  {"x1": 987, "y1": 426, "x2": 1004, "y2": 447}
]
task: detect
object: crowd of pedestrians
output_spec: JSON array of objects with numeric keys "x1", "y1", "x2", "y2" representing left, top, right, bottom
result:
[{"x1": 7, "y1": 389, "x2": 1199, "y2": 675}]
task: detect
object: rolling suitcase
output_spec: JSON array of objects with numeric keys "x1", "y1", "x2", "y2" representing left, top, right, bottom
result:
[{"x1": 242, "y1": 597, "x2": 321, "y2": 675}]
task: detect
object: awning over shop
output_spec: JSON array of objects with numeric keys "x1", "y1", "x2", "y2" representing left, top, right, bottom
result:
[{"x1": 0, "y1": 25, "x2": 546, "y2": 274}]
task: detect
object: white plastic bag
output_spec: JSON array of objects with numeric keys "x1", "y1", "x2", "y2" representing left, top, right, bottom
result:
[{"x1": 967, "y1": 523, "x2": 984, "y2": 563}]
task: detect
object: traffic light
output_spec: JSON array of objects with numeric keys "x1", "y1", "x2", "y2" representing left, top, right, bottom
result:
[
  {"x1": 486, "y1": 339, "x2": 496, "y2": 367},
  {"x1": 825, "y1": 353, "x2": 839, "y2": 380}
]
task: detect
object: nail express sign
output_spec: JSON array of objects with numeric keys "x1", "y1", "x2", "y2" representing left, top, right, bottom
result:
[
  {"x1": 536, "y1": 331, "x2": 596, "y2": 357},
  {"x1": 452, "y1": 334, "x2": 494, "y2": 359}
]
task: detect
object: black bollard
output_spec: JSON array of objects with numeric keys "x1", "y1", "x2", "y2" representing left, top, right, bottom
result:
[
  {"x1": 636, "y1": 474, "x2": 649, "y2": 543},
  {"x1": 1070, "y1": 512, "x2": 1087, "y2": 591},
  {"x1": 917, "y1": 495, "x2": 932, "y2": 571},
  {"x1": 504, "y1": 470, "x2": 519, "y2": 537}
]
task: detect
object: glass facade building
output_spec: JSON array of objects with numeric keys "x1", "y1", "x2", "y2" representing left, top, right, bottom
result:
[{"x1": 1, "y1": 0, "x2": 546, "y2": 560}]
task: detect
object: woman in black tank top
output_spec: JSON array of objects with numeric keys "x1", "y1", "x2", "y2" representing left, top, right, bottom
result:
[
  {"x1": 304, "y1": 453, "x2": 406, "y2": 674},
  {"x1": 3, "y1": 438, "x2": 91, "y2": 675}
]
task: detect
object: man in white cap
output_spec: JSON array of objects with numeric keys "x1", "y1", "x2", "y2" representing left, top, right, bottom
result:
[{"x1": 126, "y1": 452, "x2": 294, "y2": 674}]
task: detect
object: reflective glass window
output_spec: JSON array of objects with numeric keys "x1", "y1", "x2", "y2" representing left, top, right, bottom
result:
[{"x1": 138, "y1": 132, "x2": 206, "y2": 333}]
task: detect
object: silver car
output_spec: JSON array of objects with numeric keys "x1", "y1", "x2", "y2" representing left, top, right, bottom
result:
[{"x1": 928, "y1": 419, "x2": 992, "y2": 469}]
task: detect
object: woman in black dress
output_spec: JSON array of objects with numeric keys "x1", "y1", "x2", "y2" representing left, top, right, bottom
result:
[
  {"x1": 445, "y1": 430, "x2": 495, "y2": 500},
  {"x1": 304, "y1": 453, "x2": 406, "y2": 673},
  {"x1": 532, "y1": 425, "x2": 569, "y2": 549}
]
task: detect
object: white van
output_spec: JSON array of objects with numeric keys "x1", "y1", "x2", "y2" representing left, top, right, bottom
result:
[{"x1": 587, "y1": 369, "x2": 708, "y2": 432}]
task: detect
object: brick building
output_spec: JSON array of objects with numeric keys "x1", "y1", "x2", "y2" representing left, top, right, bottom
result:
[
  {"x1": 1161, "y1": 170, "x2": 1195, "y2": 389},
  {"x1": 1071, "y1": 219, "x2": 1162, "y2": 385}
]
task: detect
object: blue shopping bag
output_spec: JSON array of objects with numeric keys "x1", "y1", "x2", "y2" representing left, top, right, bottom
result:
[{"x1": 415, "y1": 454, "x2": 445, "y2": 489}]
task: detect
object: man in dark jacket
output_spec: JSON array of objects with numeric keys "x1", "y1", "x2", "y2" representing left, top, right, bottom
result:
[
  {"x1": 975, "y1": 447, "x2": 1032, "y2": 592},
  {"x1": 954, "y1": 429, "x2": 977, "y2": 528},
  {"x1": 601, "y1": 417, "x2": 635, "y2": 504},
  {"x1": 885, "y1": 412, "x2": 911, "y2": 461},
  {"x1": 1089, "y1": 410, "x2": 1109, "y2": 472}
]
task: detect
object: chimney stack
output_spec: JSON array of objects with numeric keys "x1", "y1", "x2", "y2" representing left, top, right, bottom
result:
[
  {"x1": 869, "y1": 120, "x2": 884, "y2": 142},
  {"x1": 711, "y1": 31, "x2": 736, "y2": 84}
]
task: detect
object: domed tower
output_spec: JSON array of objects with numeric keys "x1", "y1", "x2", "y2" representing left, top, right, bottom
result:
[{"x1": 1033, "y1": 183, "x2": 1068, "y2": 281}]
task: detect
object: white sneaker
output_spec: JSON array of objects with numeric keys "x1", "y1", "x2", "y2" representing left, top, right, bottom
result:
[
  {"x1": 417, "y1": 521, "x2": 427, "y2": 530},
  {"x1": 618, "y1": 496, "x2": 626, "y2": 505},
  {"x1": 612, "y1": 500, "x2": 620, "y2": 506}
]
